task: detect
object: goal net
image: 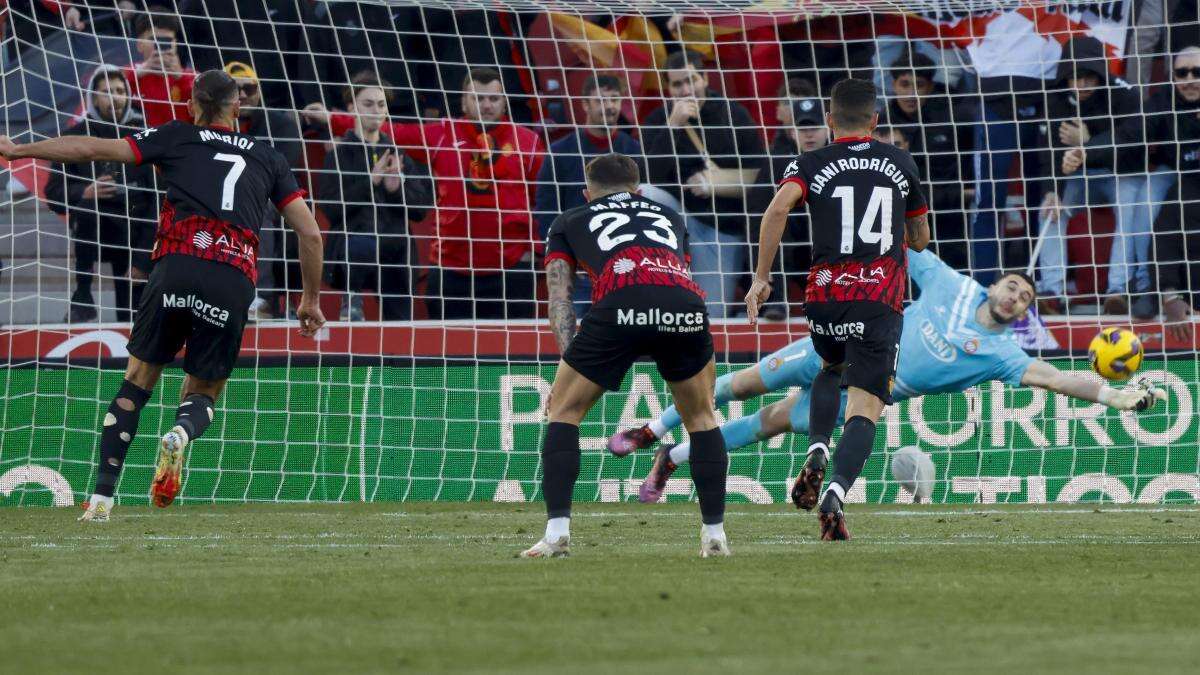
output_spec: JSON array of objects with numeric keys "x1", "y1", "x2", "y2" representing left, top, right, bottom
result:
[{"x1": 1, "y1": 0, "x2": 1198, "y2": 507}]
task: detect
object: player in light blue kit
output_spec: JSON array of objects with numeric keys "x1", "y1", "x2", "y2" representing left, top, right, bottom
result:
[{"x1": 609, "y1": 248, "x2": 1166, "y2": 504}]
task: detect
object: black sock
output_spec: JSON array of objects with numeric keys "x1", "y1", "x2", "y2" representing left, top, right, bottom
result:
[
  {"x1": 175, "y1": 393, "x2": 215, "y2": 442},
  {"x1": 825, "y1": 415, "x2": 878, "y2": 510},
  {"x1": 94, "y1": 379, "x2": 152, "y2": 497},
  {"x1": 689, "y1": 428, "x2": 728, "y2": 525},
  {"x1": 541, "y1": 422, "x2": 580, "y2": 519},
  {"x1": 807, "y1": 368, "x2": 841, "y2": 451}
]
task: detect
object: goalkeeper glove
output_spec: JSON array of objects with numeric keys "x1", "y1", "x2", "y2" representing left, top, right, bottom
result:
[{"x1": 1100, "y1": 378, "x2": 1167, "y2": 412}]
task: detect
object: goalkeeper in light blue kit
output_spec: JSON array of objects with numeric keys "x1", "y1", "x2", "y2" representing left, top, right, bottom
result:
[{"x1": 609, "y1": 248, "x2": 1167, "y2": 504}]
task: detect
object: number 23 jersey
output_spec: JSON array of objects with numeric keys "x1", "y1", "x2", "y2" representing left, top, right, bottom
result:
[
  {"x1": 779, "y1": 136, "x2": 928, "y2": 312},
  {"x1": 125, "y1": 120, "x2": 305, "y2": 282},
  {"x1": 544, "y1": 191, "x2": 703, "y2": 307}
]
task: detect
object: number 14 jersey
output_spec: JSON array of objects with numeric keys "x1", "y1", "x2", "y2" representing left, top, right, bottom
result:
[
  {"x1": 125, "y1": 120, "x2": 305, "y2": 282},
  {"x1": 544, "y1": 191, "x2": 703, "y2": 307},
  {"x1": 779, "y1": 136, "x2": 928, "y2": 312}
]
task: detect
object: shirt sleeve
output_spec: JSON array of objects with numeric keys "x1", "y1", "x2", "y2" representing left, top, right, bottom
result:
[
  {"x1": 543, "y1": 214, "x2": 574, "y2": 269},
  {"x1": 124, "y1": 120, "x2": 182, "y2": 166},
  {"x1": 906, "y1": 248, "x2": 959, "y2": 292},
  {"x1": 991, "y1": 336, "x2": 1036, "y2": 387},
  {"x1": 271, "y1": 152, "x2": 306, "y2": 210},
  {"x1": 777, "y1": 156, "x2": 808, "y2": 207}
]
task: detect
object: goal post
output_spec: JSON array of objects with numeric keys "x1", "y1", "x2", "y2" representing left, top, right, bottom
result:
[{"x1": 1, "y1": 0, "x2": 1198, "y2": 507}]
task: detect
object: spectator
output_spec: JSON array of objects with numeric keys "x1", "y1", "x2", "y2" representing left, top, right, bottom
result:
[
  {"x1": 534, "y1": 74, "x2": 644, "y2": 312},
  {"x1": 44, "y1": 66, "x2": 157, "y2": 322},
  {"x1": 641, "y1": 50, "x2": 765, "y2": 318},
  {"x1": 886, "y1": 51, "x2": 974, "y2": 272},
  {"x1": 122, "y1": 8, "x2": 196, "y2": 126},
  {"x1": 225, "y1": 61, "x2": 304, "y2": 320},
  {"x1": 966, "y1": 24, "x2": 1058, "y2": 284},
  {"x1": 387, "y1": 67, "x2": 545, "y2": 320},
  {"x1": 318, "y1": 72, "x2": 433, "y2": 321},
  {"x1": 1034, "y1": 37, "x2": 1143, "y2": 316},
  {"x1": 748, "y1": 79, "x2": 828, "y2": 320},
  {"x1": 1073, "y1": 46, "x2": 1200, "y2": 335}
]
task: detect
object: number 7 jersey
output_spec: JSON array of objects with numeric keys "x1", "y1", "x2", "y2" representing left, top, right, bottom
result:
[
  {"x1": 125, "y1": 120, "x2": 305, "y2": 283},
  {"x1": 779, "y1": 135, "x2": 928, "y2": 312},
  {"x1": 544, "y1": 190, "x2": 703, "y2": 307}
]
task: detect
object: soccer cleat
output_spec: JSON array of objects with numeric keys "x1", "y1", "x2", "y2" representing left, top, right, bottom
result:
[
  {"x1": 700, "y1": 534, "x2": 732, "y2": 558},
  {"x1": 607, "y1": 425, "x2": 657, "y2": 457},
  {"x1": 818, "y1": 491, "x2": 851, "y2": 541},
  {"x1": 77, "y1": 500, "x2": 110, "y2": 522},
  {"x1": 790, "y1": 447, "x2": 828, "y2": 511},
  {"x1": 519, "y1": 535, "x2": 570, "y2": 558},
  {"x1": 150, "y1": 425, "x2": 189, "y2": 508},
  {"x1": 638, "y1": 444, "x2": 678, "y2": 503}
]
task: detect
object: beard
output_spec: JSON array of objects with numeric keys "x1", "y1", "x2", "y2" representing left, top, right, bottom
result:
[{"x1": 988, "y1": 300, "x2": 1019, "y2": 325}]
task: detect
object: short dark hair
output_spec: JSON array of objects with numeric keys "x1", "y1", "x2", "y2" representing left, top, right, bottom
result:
[
  {"x1": 585, "y1": 153, "x2": 640, "y2": 191},
  {"x1": 664, "y1": 49, "x2": 705, "y2": 73},
  {"x1": 997, "y1": 270, "x2": 1037, "y2": 295},
  {"x1": 134, "y1": 7, "x2": 181, "y2": 38},
  {"x1": 582, "y1": 74, "x2": 623, "y2": 96},
  {"x1": 829, "y1": 78, "x2": 878, "y2": 130},
  {"x1": 342, "y1": 70, "x2": 393, "y2": 107},
  {"x1": 890, "y1": 51, "x2": 936, "y2": 83},
  {"x1": 462, "y1": 67, "x2": 502, "y2": 94},
  {"x1": 777, "y1": 76, "x2": 817, "y2": 98},
  {"x1": 192, "y1": 69, "x2": 238, "y2": 123}
]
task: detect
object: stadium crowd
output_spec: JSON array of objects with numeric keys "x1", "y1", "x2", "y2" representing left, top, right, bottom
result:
[{"x1": 4, "y1": 0, "x2": 1200, "y2": 328}]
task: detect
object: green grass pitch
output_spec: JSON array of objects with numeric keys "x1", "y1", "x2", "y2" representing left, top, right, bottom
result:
[{"x1": 3, "y1": 502, "x2": 1199, "y2": 674}]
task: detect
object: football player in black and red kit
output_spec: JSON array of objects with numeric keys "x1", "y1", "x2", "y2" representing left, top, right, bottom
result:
[
  {"x1": 520, "y1": 153, "x2": 730, "y2": 558},
  {"x1": 0, "y1": 70, "x2": 326, "y2": 521},
  {"x1": 746, "y1": 78, "x2": 930, "y2": 540}
]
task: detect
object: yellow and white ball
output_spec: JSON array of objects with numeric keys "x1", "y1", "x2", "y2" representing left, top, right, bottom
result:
[{"x1": 1088, "y1": 327, "x2": 1144, "y2": 381}]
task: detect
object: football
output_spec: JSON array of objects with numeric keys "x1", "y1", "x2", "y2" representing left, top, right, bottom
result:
[
  {"x1": 1088, "y1": 327, "x2": 1144, "y2": 381},
  {"x1": 891, "y1": 446, "x2": 935, "y2": 503}
]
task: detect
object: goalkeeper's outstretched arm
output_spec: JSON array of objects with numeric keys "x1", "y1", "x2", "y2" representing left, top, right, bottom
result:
[
  {"x1": 1020, "y1": 360, "x2": 1166, "y2": 411},
  {"x1": 0, "y1": 134, "x2": 136, "y2": 163}
]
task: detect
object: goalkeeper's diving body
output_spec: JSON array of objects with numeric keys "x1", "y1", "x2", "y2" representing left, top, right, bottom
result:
[
  {"x1": 610, "y1": 247, "x2": 1167, "y2": 506},
  {"x1": 0, "y1": 70, "x2": 326, "y2": 521}
]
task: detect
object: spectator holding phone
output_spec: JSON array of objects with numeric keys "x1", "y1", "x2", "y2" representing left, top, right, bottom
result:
[{"x1": 122, "y1": 8, "x2": 196, "y2": 126}]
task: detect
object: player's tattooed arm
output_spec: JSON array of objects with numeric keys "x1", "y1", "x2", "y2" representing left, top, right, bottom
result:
[
  {"x1": 905, "y1": 213, "x2": 930, "y2": 251},
  {"x1": 0, "y1": 134, "x2": 135, "y2": 163},
  {"x1": 1021, "y1": 359, "x2": 1165, "y2": 411},
  {"x1": 546, "y1": 258, "x2": 577, "y2": 353}
]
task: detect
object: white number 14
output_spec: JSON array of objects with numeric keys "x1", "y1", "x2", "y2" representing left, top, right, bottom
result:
[{"x1": 832, "y1": 185, "x2": 893, "y2": 255}]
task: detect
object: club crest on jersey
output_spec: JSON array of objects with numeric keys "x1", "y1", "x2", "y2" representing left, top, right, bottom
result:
[{"x1": 963, "y1": 338, "x2": 980, "y2": 354}]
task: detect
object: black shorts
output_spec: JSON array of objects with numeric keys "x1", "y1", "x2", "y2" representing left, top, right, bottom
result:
[
  {"x1": 805, "y1": 301, "x2": 902, "y2": 404},
  {"x1": 564, "y1": 289, "x2": 714, "y2": 391},
  {"x1": 127, "y1": 254, "x2": 254, "y2": 380}
]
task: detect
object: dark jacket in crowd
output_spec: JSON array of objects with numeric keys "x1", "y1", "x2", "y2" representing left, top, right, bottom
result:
[
  {"x1": 751, "y1": 131, "x2": 811, "y2": 264},
  {"x1": 238, "y1": 107, "x2": 303, "y2": 167},
  {"x1": 1087, "y1": 87, "x2": 1200, "y2": 195},
  {"x1": 885, "y1": 91, "x2": 974, "y2": 211},
  {"x1": 44, "y1": 66, "x2": 157, "y2": 261},
  {"x1": 1039, "y1": 36, "x2": 1141, "y2": 194},
  {"x1": 534, "y1": 128, "x2": 644, "y2": 237},
  {"x1": 642, "y1": 92, "x2": 765, "y2": 236},
  {"x1": 318, "y1": 130, "x2": 433, "y2": 264},
  {"x1": 180, "y1": 0, "x2": 320, "y2": 109}
]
